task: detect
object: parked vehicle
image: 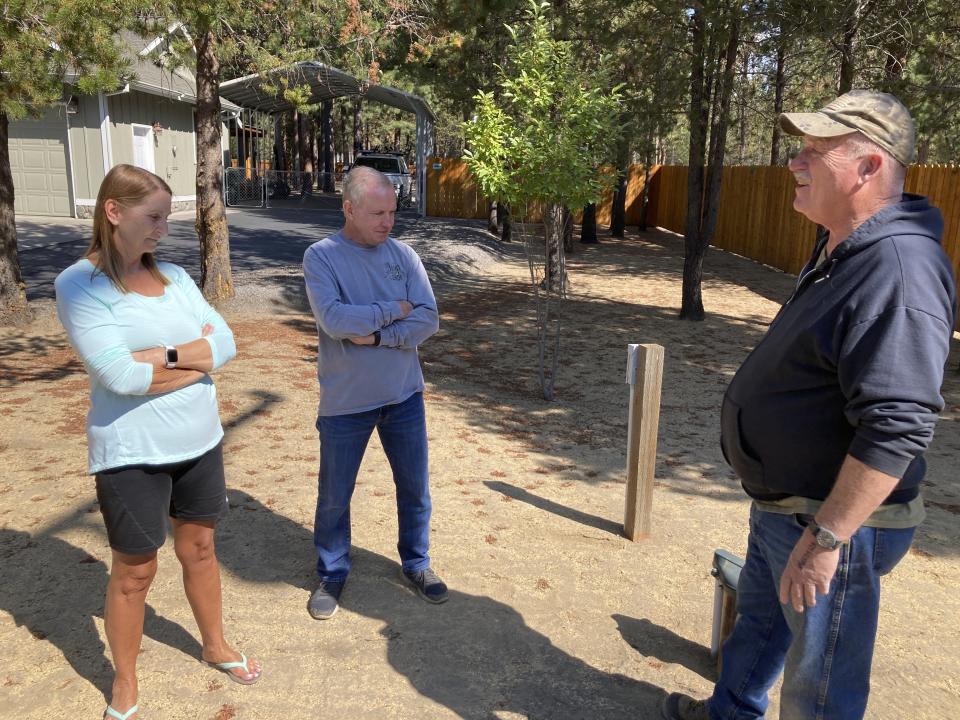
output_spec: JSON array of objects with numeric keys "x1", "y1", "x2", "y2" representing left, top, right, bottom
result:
[{"x1": 352, "y1": 152, "x2": 412, "y2": 205}]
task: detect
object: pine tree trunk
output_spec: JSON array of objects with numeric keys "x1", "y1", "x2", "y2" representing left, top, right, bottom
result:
[
  {"x1": 681, "y1": 6, "x2": 709, "y2": 321},
  {"x1": 353, "y1": 99, "x2": 363, "y2": 155},
  {"x1": 580, "y1": 203, "x2": 597, "y2": 244},
  {"x1": 684, "y1": 12, "x2": 740, "y2": 322},
  {"x1": 300, "y1": 112, "x2": 313, "y2": 195},
  {"x1": 0, "y1": 112, "x2": 29, "y2": 323},
  {"x1": 195, "y1": 29, "x2": 233, "y2": 301},
  {"x1": 292, "y1": 109, "x2": 301, "y2": 172},
  {"x1": 610, "y1": 138, "x2": 629, "y2": 237},
  {"x1": 562, "y1": 206, "x2": 574, "y2": 254},
  {"x1": 770, "y1": 39, "x2": 786, "y2": 165},
  {"x1": 499, "y1": 203, "x2": 512, "y2": 242},
  {"x1": 638, "y1": 147, "x2": 653, "y2": 231},
  {"x1": 320, "y1": 100, "x2": 335, "y2": 191},
  {"x1": 838, "y1": 0, "x2": 867, "y2": 93}
]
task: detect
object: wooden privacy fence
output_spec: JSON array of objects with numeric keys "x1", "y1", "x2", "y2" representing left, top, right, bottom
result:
[
  {"x1": 425, "y1": 158, "x2": 652, "y2": 226},
  {"x1": 646, "y1": 164, "x2": 960, "y2": 285},
  {"x1": 425, "y1": 158, "x2": 960, "y2": 307}
]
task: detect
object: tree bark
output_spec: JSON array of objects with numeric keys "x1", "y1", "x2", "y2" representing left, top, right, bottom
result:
[
  {"x1": 0, "y1": 112, "x2": 29, "y2": 323},
  {"x1": 684, "y1": 13, "x2": 739, "y2": 322},
  {"x1": 610, "y1": 137, "x2": 630, "y2": 237},
  {"x1": 580, "y1": 203, "x2": 598, "y2": 244},
  {"x1": 195, "y1": 28, "x2": 233, "y2": 301},
  {"x1": 300, "y1": 112, "x2": 313, "y2": 195},
  {"x1": 487, "y1": 201, "x2": 500, "y2": 234},
  {"x1": 681, "y1": 6, "x2": 708, "y2": 320},
  {"x1": 320, "y1": 100, "x2": 335, "y2": 191},
  {"x1": 499, "y1": 202, "x2": 512, "y2": 242},
  {"x1": 544, "y1": 203, "x2": 564, "y2": 293},
  {"x1": 638, "y1": 151, "x2": 653, "y2": 231},
  {"x1": 770, "y1": 38, "x2": 787, "y2": 165},
  {"x1": 352, "y1": 99, "x2": 362, "y2": 155},
  {"x1": 292, "y1": 109, "x2": 301, "y2": 172},
  {"x1": 838, "y1": 0, "x2": 868, "y2": 93},
  {"x1": 562, "y1": 206, "x2": 574, "y2": 254}
]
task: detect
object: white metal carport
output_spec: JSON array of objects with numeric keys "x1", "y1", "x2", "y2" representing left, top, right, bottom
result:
[{"x1": 219, "y1": 62, "x2": 434, "y2": 216}]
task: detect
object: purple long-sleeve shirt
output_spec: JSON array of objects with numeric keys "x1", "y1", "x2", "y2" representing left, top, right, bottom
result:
[{"x1": 303, "y1": 231, "x2": 439, "y2": 416}]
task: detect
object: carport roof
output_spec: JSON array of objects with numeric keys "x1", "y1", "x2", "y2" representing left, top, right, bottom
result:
[{"x1": 219, "y1": 61, "x2": 433, "y2": 119}]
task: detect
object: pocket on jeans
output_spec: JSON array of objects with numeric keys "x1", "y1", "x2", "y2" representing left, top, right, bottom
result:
[{"x1": 874, "y1": 527, "x2": 915, "y2": 575}]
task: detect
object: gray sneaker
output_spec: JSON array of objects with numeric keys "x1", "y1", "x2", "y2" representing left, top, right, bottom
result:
[
  {"x1": 403, "y1": 567, "x2": 449, "y2": 604},
  {"x1": 307, "y1": 579, "x2": 345, "y2": 620},
  {"x1": 661, "y1": 693, "x2": 710, "y2": 720}
]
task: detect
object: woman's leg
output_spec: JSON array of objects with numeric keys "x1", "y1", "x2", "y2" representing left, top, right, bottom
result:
[
  {"x1": 172, "y1": 518, "x2": 260, "y2": 682},
  {"x1": 105, "y1": 550, "x2": 158, "y2": 716}
]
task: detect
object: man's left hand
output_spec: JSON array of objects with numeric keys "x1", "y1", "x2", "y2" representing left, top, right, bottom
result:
[
  {"x1": 349, "y1": 334, "x2": 377, "y2": 345},
  {"x1": 778, "y1": 531, "x2": 840, "y2": 613}
]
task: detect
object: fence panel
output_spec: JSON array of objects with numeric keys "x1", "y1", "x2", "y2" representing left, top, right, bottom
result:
[{"x1": 425, "y1": 159, "x2": 960, "y2": 308}]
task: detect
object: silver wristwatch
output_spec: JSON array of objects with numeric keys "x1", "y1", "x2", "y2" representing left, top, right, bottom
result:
[{"x1": 808, "y1": 520, "x2": 843, "y2": 550}]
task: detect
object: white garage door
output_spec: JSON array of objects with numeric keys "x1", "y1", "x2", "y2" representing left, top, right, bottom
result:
[{"x1": 8, "y1": 106, "x2": 72, "y2": 217}]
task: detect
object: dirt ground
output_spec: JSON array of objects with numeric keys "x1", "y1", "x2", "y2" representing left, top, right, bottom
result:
[{"x1": 1, "y1": 226, "x2": 959, "y2": 719}]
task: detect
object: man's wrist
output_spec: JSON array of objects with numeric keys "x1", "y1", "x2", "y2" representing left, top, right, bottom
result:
[
  {"x1": 372, "y1": 330, "x2": 381, "y2": 347},
  {"x1": 808, "y1": 519, "x2": 846, "y2": 550}
]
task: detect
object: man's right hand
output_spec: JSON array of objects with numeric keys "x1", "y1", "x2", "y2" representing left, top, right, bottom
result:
[{"x1": 397, "y1": 300, "x2": 413, "y2": 318}]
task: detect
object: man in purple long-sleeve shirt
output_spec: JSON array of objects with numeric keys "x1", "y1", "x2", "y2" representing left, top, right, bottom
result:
[{"x1": 303, "y1": 167, "x2": 447, "y2": 620}]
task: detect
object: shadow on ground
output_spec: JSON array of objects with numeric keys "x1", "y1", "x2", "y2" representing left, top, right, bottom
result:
[{"x1": 215, "y1": 490, "x2": 670, "y2": 719}]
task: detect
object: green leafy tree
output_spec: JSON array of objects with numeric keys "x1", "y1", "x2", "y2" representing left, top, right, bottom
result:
[
  {"x1": 463, "y1": 0, "x2": 623, "y2": 399},
  {"x1": 145, "y1": 0, "x2": 432, "y2": 300},
  {"x1": 0, "y1": 1, "x2": 140, "y2": 322}
]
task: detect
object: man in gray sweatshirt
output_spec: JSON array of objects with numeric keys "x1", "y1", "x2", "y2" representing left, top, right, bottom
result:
[{"x1": 303, "y1": 166, "x2": 445, "y2": 620}]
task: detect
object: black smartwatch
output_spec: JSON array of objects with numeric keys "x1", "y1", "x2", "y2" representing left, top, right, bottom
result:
[
  {"x1": 372, "y1": 330, "x2": 382, "y2": 347},
  {"x1": 163, "y1": 345, "x2": 179, "y2": 369}
]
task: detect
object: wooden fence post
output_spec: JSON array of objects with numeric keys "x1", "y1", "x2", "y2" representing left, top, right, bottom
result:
[{"x1": 624, "y1": 343, "x2": 665, "y2": 540}]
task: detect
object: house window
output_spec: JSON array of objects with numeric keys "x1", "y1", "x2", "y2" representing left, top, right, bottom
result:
[{"x1": 131, "y1": 124, "x2": 155, "y2": 173}]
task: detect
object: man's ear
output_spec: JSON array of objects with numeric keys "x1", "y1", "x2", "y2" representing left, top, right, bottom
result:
[
  {"x1": 859, "y1": 153, "x2": 884, "y2": 183},
  {"x1": 342, "y1": 199, "x2": 353, "y2": 220},
  {"x1": 104, "y1": 199, "x2": 122, "y2": 226}
]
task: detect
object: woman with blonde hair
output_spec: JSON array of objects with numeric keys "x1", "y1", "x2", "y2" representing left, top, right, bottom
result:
[{"x1": 55, "y1": 164, "x2": 261, "y2": 720}]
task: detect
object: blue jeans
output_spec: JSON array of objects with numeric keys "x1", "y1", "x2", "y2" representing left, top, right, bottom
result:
[
  {"x1": 710, "y1": 504, "x2": 915, "y2": 720},
  {"x1": 314, "y1": 392, "x2": 431, "y2": 581}
]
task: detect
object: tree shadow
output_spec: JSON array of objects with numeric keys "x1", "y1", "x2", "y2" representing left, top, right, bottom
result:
[
  {"x1": 484, "y1": 480, "x2": 624, "y2": 536},
  {"x1": 0, "y1": 332, "x2": 81, "y2": 387},
  {"x1": 0, "y1": 523, "x2": 202, "y2": 700},
  {"x1": 215, "y1": 490, "x2": 669, "y2": 718},
  {"x1": 613, "y1": 614, "x2": 716, "y2": 682}
]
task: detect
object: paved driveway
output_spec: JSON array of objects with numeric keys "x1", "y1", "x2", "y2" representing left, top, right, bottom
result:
[{"x1": 15, "y1": 206, "x2": 489, "y2": 301}]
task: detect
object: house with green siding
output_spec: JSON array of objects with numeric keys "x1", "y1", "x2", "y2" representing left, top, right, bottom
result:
[{"x1": 8, "y1": 25, "x2": 242, "y2": 218}]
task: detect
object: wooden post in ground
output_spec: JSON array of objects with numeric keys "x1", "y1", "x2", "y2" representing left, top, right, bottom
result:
[{"x1": 623, "y1": 343, "x2": 664, "y2": 540}]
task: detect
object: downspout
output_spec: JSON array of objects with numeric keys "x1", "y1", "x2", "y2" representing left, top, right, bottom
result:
[
  {"x1": 97, "y1": 92, "x2": 113, "y2": 175},
  {"x1": 63, "y1": 101, "x2": 79, "y2": 218}
]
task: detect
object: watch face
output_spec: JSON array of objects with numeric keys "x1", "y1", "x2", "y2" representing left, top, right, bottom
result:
[
  {"x1": 815, "y1": 529, "x2": 838, "y2": 549},
  {"x1": 166, "y1": 347, "x2": 178, "y2": 365}
]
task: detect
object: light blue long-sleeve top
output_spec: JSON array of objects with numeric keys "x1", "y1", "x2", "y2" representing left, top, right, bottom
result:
[
  {"x1": 55, "y1": 259, "x2": 236, "y2": 473},
  {"x1": 303, "y1": 231, "x2": 439, "y2": 416}
]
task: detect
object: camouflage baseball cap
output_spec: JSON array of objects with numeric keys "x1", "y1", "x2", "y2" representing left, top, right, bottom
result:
[{"x1": 778, "y1": 89, "x2": 915, "y2": 165}]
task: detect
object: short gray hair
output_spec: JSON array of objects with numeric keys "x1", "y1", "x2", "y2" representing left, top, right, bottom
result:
[
  {"x1": 342, "y1": 166, "x2": 394, "y2": 204},
  {"x1": 845, "y1": 131, "x2": 906, "y2": 187}
]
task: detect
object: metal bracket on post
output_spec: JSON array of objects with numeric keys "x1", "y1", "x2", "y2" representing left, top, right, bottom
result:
[{"x1": 623, "y1": 343, "x2": 664, "y2": 541}]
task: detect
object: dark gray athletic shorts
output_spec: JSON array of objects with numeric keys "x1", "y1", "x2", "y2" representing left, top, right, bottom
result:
[{"x1": 95, "y1": 442, "x2": 228, "y2": 555}]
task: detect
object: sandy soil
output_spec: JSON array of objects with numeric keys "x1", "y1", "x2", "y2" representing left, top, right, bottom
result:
[{"x1": 1, "y1": 226, "x2": 959, "y2": 719}]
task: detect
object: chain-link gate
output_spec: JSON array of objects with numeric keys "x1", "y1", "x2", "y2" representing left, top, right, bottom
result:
[
  {"x1": 224, "y1": 167, "x2": 265, "y2": 208},
  {"x1": 224, "y1": 167, "x2": 418, "y2": 211}
]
